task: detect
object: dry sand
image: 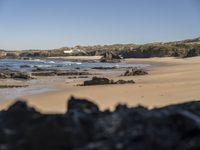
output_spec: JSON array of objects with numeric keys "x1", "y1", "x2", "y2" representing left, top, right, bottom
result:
[{"x1": 1, "y1": 57, "x2": 200, "y2": 113}]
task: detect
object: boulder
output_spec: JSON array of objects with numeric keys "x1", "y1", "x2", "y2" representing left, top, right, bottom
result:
[
  {"x1": 20, "y1": 65, "x2": 31, "y2": 68},
  {"x1": 82, "y1": 77, "x2": 135, "y2": 86},
  {"x1": 115, "y1": 80, "x2": 135, "y2": 84},
  {"x1": 92, "y1": 66, "x2": 117, "y2": 70},
  {"x1": 186, "y1": 46, "x2": 200, "y2": 57},
  {"x1": 100, "y1": 51, "x2": 121, "y2": 63},
  {"x1": 123, "y1": 67, "x2": 148, "y2": 76},
  {"x1": 83, "y1": 77, "x2": 111, "y2": 86},
  {"x1": 0, "y1": 69, "x2": 32, "y2": 80}
]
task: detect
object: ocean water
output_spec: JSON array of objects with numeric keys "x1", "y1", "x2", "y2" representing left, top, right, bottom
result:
[
  {"x1": 0, "y1": 59, "x2": 150, "y2": 72},
  {"x1": 0, "y1": 58, "x2": 151, "y2": 102}
]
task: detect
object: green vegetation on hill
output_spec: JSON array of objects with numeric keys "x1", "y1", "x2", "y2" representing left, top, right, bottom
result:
[{"x1": 1, "y1": 37, "x2": 200, "y2": 59}]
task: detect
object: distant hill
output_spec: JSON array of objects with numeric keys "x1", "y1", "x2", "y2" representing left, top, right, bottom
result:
[
  {"x1": 166, "y1": 37, "x2": 200, "y2": 45},
  {"x1": 1, "y1": 37, "x2": 200, "y2": 58}
]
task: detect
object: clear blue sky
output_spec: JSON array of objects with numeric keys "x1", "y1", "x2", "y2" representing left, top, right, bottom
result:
[{"x1": 0, "y1": 0, "x2": 199, "y2": 50}]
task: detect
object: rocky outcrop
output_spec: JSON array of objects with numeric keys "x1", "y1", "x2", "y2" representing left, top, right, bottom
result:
[
  {"x1": 0, "y1": 69, "x2": 32, "y2": 80},
  {"x1": 186, "y1": 45, "x2": 200, "y2": 57},
  {"x1": 5, "y1": 52, "x2": 20, "y2": 59},
  {"x1": 1, "y1": 37, "x2": 200, "y2": 59},
  {"x1": 100, "y1": 51, "x2": 122, "y2": 63},
  {"x1": 114, "y1": 79, "x2": 135, "y2": 84},
  {"x1": 20, "y1": 65, "x2": 31, "y2": 68},
  {"x1": 68, "y1": 76, "x2": 89, "y2": 79},
  {"x1": 82, "y1": 77, "x2": 135, "y2": 86},
  {"x1": 19, "y1": 51, "x2": 49, "y2": 58},
  {"x1": 83, "y1": 77, "x2": 110, "y2": 85},
  {"x1": 0, "y1": 85, "x2": 28, "y2": 88},
  {"x1": 1, "y1": 97, "x2": 200, "y2": 149},
  {"x1": 123, "y1": 67, "x2": 148, "y2": 76},
  {"x1": 92, "y1": 66, "x2": 117, "y2": 70},
  {"x1": 31, "y1": 69, "x2": 93, "y2": 77},
  {"x1": 120, "y1": 43, "x2": 200, "y2": 58}
]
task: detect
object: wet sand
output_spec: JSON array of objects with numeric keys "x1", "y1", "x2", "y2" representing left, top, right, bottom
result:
[{"x1": 1, "y1": 57, "x2": 200, "y2": 113}]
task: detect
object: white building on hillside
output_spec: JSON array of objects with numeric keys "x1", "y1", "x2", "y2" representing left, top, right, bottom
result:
[
  {"x1": 63, "y1": 49, "x2": 85, "y2": 54},
  {"x1": 64, "y1": 50, "x2": 73, "y2": 54}
]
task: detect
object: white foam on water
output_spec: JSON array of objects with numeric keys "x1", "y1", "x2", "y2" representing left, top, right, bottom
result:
[
  {"x1": 31, "y1": 59, "x2": 45, "y2": 62},
  {"x1": 48, "y1": 61, "x2": 55, "y2": 64},
  {"x1": 0, "y1": 59, "x2": 151, "y2": 72}
]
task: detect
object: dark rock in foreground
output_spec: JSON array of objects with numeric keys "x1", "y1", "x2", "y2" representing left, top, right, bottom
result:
[
  {"x1": 1, "y1": 97, "x2": 200, "y2": 150},
  {"x1": 123, "y1": 67, "x2": 148, "y2": 76},
  {"x1": 82, "y1": 77, "x2": 135, "y2": 86}
]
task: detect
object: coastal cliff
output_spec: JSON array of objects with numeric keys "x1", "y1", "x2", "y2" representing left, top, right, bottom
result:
[{"x1": 1, "y1": 37, "x2": 200, "y2": 59}]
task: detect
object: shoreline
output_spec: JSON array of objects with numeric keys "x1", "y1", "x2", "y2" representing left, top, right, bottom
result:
[
  {"x1": 0, "y1": 56, "x2": 200, "y2": 113},
  {"x1": 0, "y1": 57, "x2": 151, "y2": 102}
]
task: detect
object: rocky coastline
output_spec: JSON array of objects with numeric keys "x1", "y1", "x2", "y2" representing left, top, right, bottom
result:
[
  {"x1": 0, "y1": 67, "x2": 147, "y2": 90},
  {"x1": 1, "y1": 37, "x2": 200, "y2": 59}
]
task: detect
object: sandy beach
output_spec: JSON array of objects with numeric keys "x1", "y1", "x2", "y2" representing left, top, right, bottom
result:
[{"x1": 1, "y1": 56, "x2": 200, "y2": 113}]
